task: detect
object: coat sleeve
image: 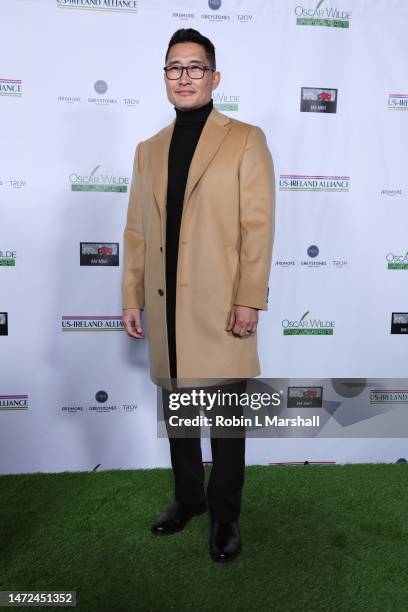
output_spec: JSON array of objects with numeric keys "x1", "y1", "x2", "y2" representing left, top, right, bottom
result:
[
  {"x1": 234, "y1": 125, "x2": 275, "y2": 311},
  {"x1": 122, "y1": 141, "x2": 145, "y2": 310}
]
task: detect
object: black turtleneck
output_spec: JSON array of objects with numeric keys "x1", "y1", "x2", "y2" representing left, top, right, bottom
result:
[{"x1": 165, "y1": 98, "x2": 213, "y2": 276}]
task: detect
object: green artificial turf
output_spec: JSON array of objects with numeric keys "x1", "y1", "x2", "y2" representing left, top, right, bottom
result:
[{"x1": 1, "y1": 464, "x2": 408, "y2": 612}]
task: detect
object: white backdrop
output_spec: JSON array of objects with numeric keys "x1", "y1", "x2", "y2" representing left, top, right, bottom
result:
[{"x1": 1, "y1": 0, "x2": 408, "y2": 474}]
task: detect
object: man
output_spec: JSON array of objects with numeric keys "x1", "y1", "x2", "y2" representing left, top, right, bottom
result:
[{"x1": 122, "y1": 28, "x2": 275, "y2": 563}]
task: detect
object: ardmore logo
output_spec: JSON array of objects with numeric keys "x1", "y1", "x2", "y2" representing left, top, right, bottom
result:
[
  {"x1": 172, "y1": 11, "x2": 195, "y2": 20},
  {"x1": 295, "y1": 0, "x2": 351, "y2": 28},
  {"x1": 386, "y1": 252, "x2": 408, "y2": 270},
  {"x1": 213, "y1": 92, "x2": 239, "y2": 111},
  {"x1": 280, "y1": 174, "x2": 350, "y2": 192},
  {"x1": 381, "y1": 188, "x2": 403, "y2": 197},
  {"x1": 56, "y1": 0, "x2": 138, "y2": 12},
  {"x1": 282, "y1": 311, "x2": 335, "y2": 335},
  {"x1": 69, "y1": 165, "x2": 128, "y2": 192},
  {"x1": 0, "y1": 394, "x2": 28, "y2": 410},
  {"x1": 62, "y1": 316, "x2": 125, "y2": 331},
  {"x1": 0, "y1": 78, "x2": 22, "y2": 97}
]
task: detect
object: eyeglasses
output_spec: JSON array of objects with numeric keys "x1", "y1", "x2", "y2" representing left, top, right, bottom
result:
[{"x1": 163, "y1": 64, "x2": 215, "y2": 80}]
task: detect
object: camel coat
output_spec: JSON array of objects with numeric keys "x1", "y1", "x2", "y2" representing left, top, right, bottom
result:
[{"x1": 122, "y1": 107, "x2": 275, "y2": 388}]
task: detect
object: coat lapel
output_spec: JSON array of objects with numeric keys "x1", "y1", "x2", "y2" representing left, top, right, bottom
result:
[
  {"x1": 183, "y1": 108, "x2": 231, "y2": 213},
  {"x1": 151, "y1": 107, "x2": 231, "y2": 218},
  {"x1": 151, "y1": 121, "x2": 175, "y2": 218}
]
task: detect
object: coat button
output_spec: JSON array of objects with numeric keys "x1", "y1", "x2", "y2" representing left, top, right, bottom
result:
[
  {"x1": 158, "y1": 288, "x2": 164, "y2": 296},
  {"x1": 160, "y1": 246, "x2": 163, "y2": 252}
]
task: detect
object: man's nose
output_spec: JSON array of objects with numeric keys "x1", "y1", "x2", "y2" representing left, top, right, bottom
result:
[{"x1": 179, "y1": 68, "x2": 192, "y2": 85}]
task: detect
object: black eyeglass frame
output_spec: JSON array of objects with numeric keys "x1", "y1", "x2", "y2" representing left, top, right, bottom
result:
[{"x1": 163, "y1": 64, "x2": 216, "y2": 80}]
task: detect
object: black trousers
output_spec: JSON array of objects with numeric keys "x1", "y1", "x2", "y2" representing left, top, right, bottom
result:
[{"x1": 163, "y1": 272, "x2": 246, "y2": 522}]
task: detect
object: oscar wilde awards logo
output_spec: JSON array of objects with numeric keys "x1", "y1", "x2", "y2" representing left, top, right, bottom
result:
[
  {"x1": 213, "y1": 92, "x2": 240, "y2": 111},
  {"x1": 80, "y1": 243, "x2": 119, "y2": 266},
  {"x1": 295, "y1": 0, "x2": 351, "y2": 28},
  {"x1": 61, "y1": 316, "x2": 125, "y2": 331},
  {"x1": 56, "y1": 0, "x2": 138, "y2": 13},
  {"x1": 61, "y1": 391, "x2": 137, "y2": 414},
  {"x1": 386, "y1": 252, "x2": 408, "y2": 270},
  {"x1": 301, "y1": 88, "x2": 338, "y2": 113},
  {"x1": 0, "y1": 250, "x2": 16, "y2": 266},
  {"x1": 280, "y1": 174, "x2": 350, "y2": 192},
  {"x1": 282, "y1": 311, "x2": 336, "y2": 335},
  {"x1": 0, "y1": 78, "x2": 22, "y2": 97},
  {"x1": 69, "y1": 165, "x2": 129, "y2": 192}
]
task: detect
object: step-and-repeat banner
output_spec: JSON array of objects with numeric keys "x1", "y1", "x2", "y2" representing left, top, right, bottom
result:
[{"x1": 1, "y1": 0, "x2": 408, "y2": 474}]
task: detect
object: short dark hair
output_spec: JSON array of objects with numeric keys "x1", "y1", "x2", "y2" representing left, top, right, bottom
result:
[{"x1": 165, "y1": 28, "x2": 216, "y2": 70}]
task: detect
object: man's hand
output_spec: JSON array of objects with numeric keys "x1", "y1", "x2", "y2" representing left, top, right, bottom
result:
[
  {"x1": 226, "y1": 305, "x2": 259, "y2": 337},
  {"x1": 122, "y1": 308, "x2": 144, "y2": 339}
]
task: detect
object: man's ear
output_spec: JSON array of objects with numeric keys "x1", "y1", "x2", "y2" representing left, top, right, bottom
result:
[{"x1": 212, "y1": 71, "x2": 221, "y2": 91}]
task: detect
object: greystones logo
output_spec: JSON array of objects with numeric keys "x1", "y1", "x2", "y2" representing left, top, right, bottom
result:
[
  {"x1": 95, "y1": 390, "x2": 108, "y2": 403},
  {"x1": 308, "y1": 245, "x2": 319, "y2": 258},
  {"x1": 94, "y1": 80, "x2": 108, "y2": 94}
]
